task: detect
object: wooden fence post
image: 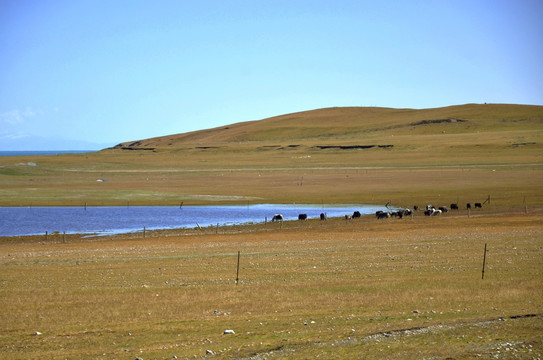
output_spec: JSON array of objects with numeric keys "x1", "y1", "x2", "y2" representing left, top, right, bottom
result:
[
  {"x1": 236, "y1": 251, "x2": 241, "y2": 285},
  {"x1": 482, "y1": 243, "x2": 487, "y2": 279}
]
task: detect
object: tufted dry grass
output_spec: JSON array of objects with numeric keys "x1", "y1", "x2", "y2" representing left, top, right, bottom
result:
[{"x1": 1, "y1": 209, "x2": 542, "y2": 359}]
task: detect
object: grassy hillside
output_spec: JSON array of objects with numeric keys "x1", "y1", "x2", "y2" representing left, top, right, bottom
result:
[
  {"x1": 106, "y1": 103, "x2": 542, "y2": 170},
  {"x1": 113, "y1": 103, "x2": 543, "y2": 147},
  {"x1": 0, "y1": 103, "x2": 541, "y2": 206}
]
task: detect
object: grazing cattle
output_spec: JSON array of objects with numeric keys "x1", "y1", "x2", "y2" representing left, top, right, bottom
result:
[
  {"x1": 399, "y1": 209, "x2": 412, "y2": 217},
  {"x1": 438, "y1": 206, "x2": 449, "y2": 213},
  {"x1": 424, "y1": 207, "x2": 442, "y2": 216},
  {"x1": 272, "y1": 214, "x2": 283, "y2": 222},
  {"x1": 390, "y1": 211, "x2": 403, "y2": 219},
  {"x1": 413, "y1": 205, "x2": 419, "y2": 211},
  {"x1": 352, "y1": 211, "x2": 361, "y2": 218},
  {"x1": 376, "y1": 211, "x2": 390, "y2": 219},
  {"x1": 320, "y1": 213, "x2": 327, "y2": 220},
  {"x1": 466, "y1": 203, "x2": 472, "y2": 210},
  {"x1": 424, "y1": 205, "x2": 437, "y2": 216},
  {"x1": 450, "y1": 203, "x2": 459, "y2": 210},
  {"x1": 475, "y1": 203, "x2": 482, "y2": 208},
  {"x1": 345, "y1": 214, "x2": 352, "y2": 220},
  {"x1": 298, "y1": 213, "x2": 307, "y2": 221}
]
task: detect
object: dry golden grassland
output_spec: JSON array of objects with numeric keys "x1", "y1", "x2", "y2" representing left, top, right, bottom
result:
[
  {"x1": 0, "y1": 168, "x2": 531, "y2": 206},
  {"x1": 0, "y1": 146, "x2": 541, "y2": 207},
  {"x1": 0, "y1": 104, "x2": 542, "y2": 358},
  {"x1": 1, "y1": 211, "x2": 542, "y2": 359}
]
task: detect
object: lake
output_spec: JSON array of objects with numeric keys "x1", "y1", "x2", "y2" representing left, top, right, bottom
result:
[
  {"x1": 0, "y1": 150, "x2": 94, "y2": 157},
  {"x1": 0, "y1": 204, "x2": 385, "y2": 237}
]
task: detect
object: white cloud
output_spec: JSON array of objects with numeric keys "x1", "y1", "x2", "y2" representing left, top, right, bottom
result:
[
  {"x1": 0, "y1": 132, "x2": 29, "y2": 140},
  {"x1": 0, "y1": 107, "x2": 39, "y2": 125}
]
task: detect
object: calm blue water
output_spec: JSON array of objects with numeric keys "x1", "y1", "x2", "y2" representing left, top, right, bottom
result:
[
  {"x1": 0, "y1": 150, "x2": 94, "y2": 157},
  {"x1": 0, "y1": 204, "x2": 383, "y2": 237}
]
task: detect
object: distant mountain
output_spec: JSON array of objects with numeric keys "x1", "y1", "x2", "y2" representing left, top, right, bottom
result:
[
  {"x1": 110, "y1": 103, "x2": 543, "y2": 151},
  {"x1": 0, "y1": 135, "x2": 114, "y2": 151}
]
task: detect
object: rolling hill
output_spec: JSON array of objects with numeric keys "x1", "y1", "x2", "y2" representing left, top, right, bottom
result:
[{"x1": 111, "y1": 103, "x2": 543, "y2": 151}]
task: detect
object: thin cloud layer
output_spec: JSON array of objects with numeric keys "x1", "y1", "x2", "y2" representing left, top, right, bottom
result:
[{"x1": 0, "y1": 108, "x2": 37, "y2": 125}]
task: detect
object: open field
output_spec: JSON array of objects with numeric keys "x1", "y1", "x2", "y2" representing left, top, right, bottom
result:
[
  {"x1": 1, "y1": 165, "x2": 542, "y2": 209},
  {"x1": 1, "y1": 210, "x2": 542, "y2": 359}
]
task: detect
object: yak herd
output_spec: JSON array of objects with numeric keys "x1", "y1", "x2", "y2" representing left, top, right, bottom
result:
[
  {"x1": 377, "y1": 201, "x2": 484, "y2": 220},
  {"x1": 271, "y1": 202, "x2": 484, "y2": 223}
]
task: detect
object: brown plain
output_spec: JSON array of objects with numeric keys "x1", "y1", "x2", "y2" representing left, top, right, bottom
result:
[{"x1": 0, "y1": 104, "x2": 542, "y2": 359}]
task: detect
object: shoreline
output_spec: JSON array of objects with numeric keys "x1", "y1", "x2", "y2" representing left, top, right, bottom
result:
[
  {"x1": 2, "y1": 207, "x2": 541, "y2": 244},
  {"x1": 0, "y1": 203, "x2": 383, "y2": 238}
]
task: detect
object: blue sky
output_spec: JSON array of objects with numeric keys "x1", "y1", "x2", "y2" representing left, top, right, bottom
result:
[{"x1": 1, "y1": 0, "x2": 542, "y2": 150}]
